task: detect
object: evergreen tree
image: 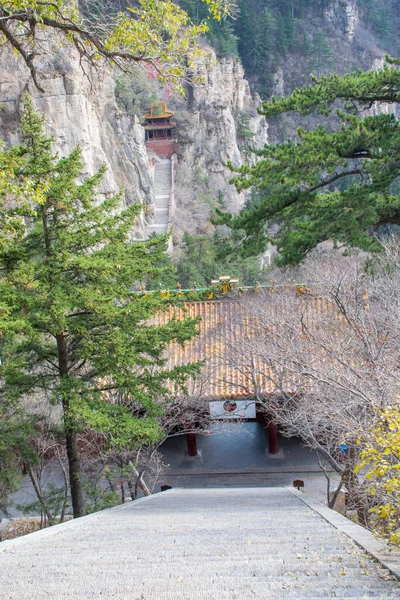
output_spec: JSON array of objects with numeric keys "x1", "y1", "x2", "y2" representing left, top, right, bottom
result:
[
  {"x1": 306, "y1": 30, "x2": 335, "y2": 77},
  {"x1": 210, "y1": 20, "x2": 239, "y2": 57},
  {"x1": 0, "y1": 396, "x2": 36, "y2": 515},
  {"x1": 175, "y1": 230, "x2": 262, "y2": 288},
  {"x1": 0, "y1": 99, "x2": 199, "y2": 517},
  {"x1": 216, "y1": 60, "x2": 400, "y2": 263},
  {"x1": 362, "y1": 0, "x2": 394, "y2": 47},
  {"x1": 236, "y1": 0, "x2": 254, "y2": 70}
]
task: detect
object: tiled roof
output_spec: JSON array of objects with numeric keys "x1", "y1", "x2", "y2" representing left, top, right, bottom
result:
[
  {"x1": 156, "y1": 292, "x2": 334, "y2": 399},
  {"x1": 143, "y1": 102, "x2": 174, "y2": 119}
]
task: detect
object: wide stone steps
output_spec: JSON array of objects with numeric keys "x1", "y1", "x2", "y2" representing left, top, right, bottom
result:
[{"x1": 0, "y1": 487, "x2": 398, "y2": 599}]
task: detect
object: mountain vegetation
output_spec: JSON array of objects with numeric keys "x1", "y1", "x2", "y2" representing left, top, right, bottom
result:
[
  {"x1": 217, "y1": 59, "x2": 400, "y2": 263},
  {"x1": 0, "y1": 99, "x2": 200, "y2": 517},
  {"x1": 176, "y1": 1, "x2": 400, "y2": 97},
  {"x1": 0, "y1": 0, "x2": 233, "y2": 93}
]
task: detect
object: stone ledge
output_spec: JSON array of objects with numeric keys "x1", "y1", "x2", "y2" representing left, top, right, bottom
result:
[{"x1": 288, "y1": 487, "x2": 400, "y2": 581}]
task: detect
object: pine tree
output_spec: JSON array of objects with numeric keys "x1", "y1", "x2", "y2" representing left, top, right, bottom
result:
[
  {"x1": 175, "y1": 230, "x2": 262, "y2": 288},
  {"x1": 0, "y1": 99, "x2": 199, "y2": 517},
  {"x1": 236, "y1": 0, "x2": 254, "y2": 71},
  {"x1": 306, "y1": 30, "x2": 335, "y2": 77},
  {"x1": 216, "y1": 59, "x2": 400, "y2": 263}
]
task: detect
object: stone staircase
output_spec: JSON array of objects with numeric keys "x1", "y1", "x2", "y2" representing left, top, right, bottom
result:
[
  {"x1": 144, "y1": 157, "x2": 172, "y2": 238},
  {"x1": 1, "y1": 487, "x2": 399, "y2": 599}
]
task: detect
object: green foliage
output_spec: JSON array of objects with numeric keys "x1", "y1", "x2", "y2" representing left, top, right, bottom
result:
[
  {"x1": 0, "y1": 98, "x2": 200, "y2": 513},
  {"x1": 17, "y1": 483, "x2": 71, "y2": 524},
  {"x1": 305, "y1": 30, "x2": 335, "y2": 78},
  {"x1": 362, "y1": 0, "x2": 395, "y2": 48},
  {"x1": 0, "y1": 402, "x2": 36, "y2": 515},
  {"x1": 224, "y1": 0, "x2": 400, "y2": 97},
  {"x1": 216, "y1": 60, "x2": 400, "y2": 264},
  {"x1": 209, "y1": 20, "x2": 239, "y2": 57},
  {"x1": 232, "y1": 0, "x2": 340, "y2": 96},
  {"x1": 175, "y1": 230, "x2": 262, "y2": 288},
  {"x1": 83, "y1": 477, "x2": 121, "y2": 514},
  {"x1": 0, "y1": 0, "x2": 234, "y2": 93},
  {"x1": 236, "y1": 111, "x2": 255, "y2": 140},
  {"x1": 177, "y1": 0, "x2": 239, "y2": 57}
]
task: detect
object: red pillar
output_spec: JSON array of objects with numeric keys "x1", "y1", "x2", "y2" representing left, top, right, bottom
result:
[
  {"x1": 187, "y1": 432, "x2": 198, "y2": 457},
  {"x1": 268, "y1": 422, "x2": 280, "y2": 455}
]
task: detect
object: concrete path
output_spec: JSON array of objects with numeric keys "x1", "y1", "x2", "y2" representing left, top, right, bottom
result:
[{"x1": 1, "y1": 487, "x2": 399, "y2": 599}]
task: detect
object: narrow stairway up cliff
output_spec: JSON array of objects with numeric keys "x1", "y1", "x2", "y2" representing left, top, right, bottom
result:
[{"x1": 144, "y1": 157, "x2": 172, "y2": 238}]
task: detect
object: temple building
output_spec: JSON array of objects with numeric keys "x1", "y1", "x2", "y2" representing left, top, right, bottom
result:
[
  {"x1": 143, "y1": 102, "x2": 177, "y2": 156},
  {"x1": 148, "y1": 277, "x2": 321, "y2": 458}
]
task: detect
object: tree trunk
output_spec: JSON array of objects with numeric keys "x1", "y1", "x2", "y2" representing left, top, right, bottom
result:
[
  {"x1": 127, "y1": 479, "x2": 136, "y2": 501},
  {"x1": 57, "y1": 333, "x2": 86, "y2": 519},
  {"x1": 268, "y1": 422, "x2": 280, "y2": 455},
  {"x1": 57, "y1": 454, "x2": 70, "y2": 523},
  {"x1": 129, "y1": 463, "x2": 151, "y2": 497},
  {"x1": 27, "y1": 466, "x2": 53, "y2": 525},
  {"x1": 342, "y1": 468, "x2": 369, "y2": 528},
  {"x1": 64, "y1": 428, "x2": 85, "y2": 518}
]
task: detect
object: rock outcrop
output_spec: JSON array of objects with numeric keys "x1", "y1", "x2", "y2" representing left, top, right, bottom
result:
[
  {"x1": 0, "y1": 39, "x2": 267, "y2": 243},
  {"x1": 325, "y1": 0, "x2": 359, "y2": 41},
  {"x1": 0, "y1": 38, "x2": 154, "y2": 237},
  {"x1": 169, "y1": 52, "x2": 268, "y2": 238}
]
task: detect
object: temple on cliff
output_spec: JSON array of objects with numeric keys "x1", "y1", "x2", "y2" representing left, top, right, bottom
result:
[{"x1": 143, "y1": 102, "x2": 177, "y2": 156}]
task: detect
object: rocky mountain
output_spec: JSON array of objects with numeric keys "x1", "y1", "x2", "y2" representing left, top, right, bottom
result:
[
  {"x1": 0, "y1": 0, "x2": 398, "y2": 245},
  {"x1": 0, "y1": 38, "x2": 154, "y2": 237},
  {"x1": 261, "y1": 0, "x2": 400, "y2": 143},
  {"x1": 169, "y1": 51, "x2": 268, "y2": 239},
  {"x1": 0, "y1": 38, "x2": 267, "y2": 242}
]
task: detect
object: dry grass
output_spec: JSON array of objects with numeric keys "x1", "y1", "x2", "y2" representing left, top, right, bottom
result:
[{"x1": 1, "y1": 516, "x2": 72, "y2": 541}]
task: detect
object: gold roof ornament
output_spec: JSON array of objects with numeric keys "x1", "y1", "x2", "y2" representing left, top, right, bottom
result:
[
  {"x1": 230, "y1": 279, "x2": 239, "y2": 290},
  {"x1": 211, "y1": 276, "x2": 241, "y2": 295},
  {"x1": 221, "y1": 280, "x2": 231, "y2": 294}
]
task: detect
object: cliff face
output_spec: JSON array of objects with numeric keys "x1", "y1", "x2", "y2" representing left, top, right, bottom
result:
[
  {"x1": 271, "y1": 0, "x2": 375, "y2": 102},
  {"x1": 267, "y1": 0, "x2": 391, "y2": 143},
  {"x1": 170, "y1": 52, "x2": 268, "y2": 238},
  {"x1": 0, "y1": 39, "x2": 266, "y2": 242},
  {"x1": 0, "y1": 40, "x2": 154, "y2": 236},
  {"x1": 325, "y1": 0, "x2": 359, "y2": 42}
]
